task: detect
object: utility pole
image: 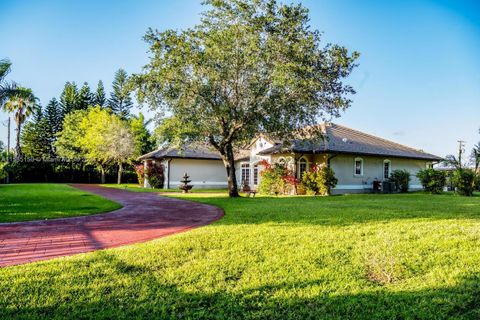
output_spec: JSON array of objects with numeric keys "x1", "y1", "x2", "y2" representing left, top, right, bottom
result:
[{"x1": 457, "y1": 140, "x2": 465, "y2": 169}]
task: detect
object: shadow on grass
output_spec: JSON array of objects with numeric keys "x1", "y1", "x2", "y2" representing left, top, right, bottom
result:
[{"x1": 3, "y1": 251, "x2": 480, "y2": 319}]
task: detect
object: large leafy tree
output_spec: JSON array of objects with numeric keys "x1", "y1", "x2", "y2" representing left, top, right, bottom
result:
[
  {"x1": 2, "y1": 87, "x2": 39, "y2": 160},
  {"x1": 56, "y1": 107, "x2": 134, "y2": 183},
  {"x1": 103, "y1": 116, "x2": 135, "y2": 184},
  {"x1": 133, "y1": 0, "x2": 359, "y2": 197},
  {"x1": 94, "y1": 80, "x2": 107, "y2": 108},
  {"x1": 55, "y1": 109, "x2": 87, "y2": 161},
  {"x1": 109, "y1": 69, "x2": 133, "y2": 118}
]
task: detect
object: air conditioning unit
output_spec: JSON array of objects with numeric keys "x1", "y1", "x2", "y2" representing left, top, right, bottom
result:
[{"x1": 382, "y1": 181, "x2": 394, "y2": 193}]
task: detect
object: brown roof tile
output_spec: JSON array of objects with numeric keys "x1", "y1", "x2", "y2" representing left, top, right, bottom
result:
[{"x1": 258, "y1": 123, "x2": 442, "y2": 161}]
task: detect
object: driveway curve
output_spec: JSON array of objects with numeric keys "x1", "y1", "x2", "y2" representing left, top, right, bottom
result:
[{"x1": 0, "y1": 184, "x2": 224, "y2": 267}]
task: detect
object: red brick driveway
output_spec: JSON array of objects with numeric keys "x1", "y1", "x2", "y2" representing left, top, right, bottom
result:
[{"x1": 0, "y1": 184, "x2": 224, "y2": 267}]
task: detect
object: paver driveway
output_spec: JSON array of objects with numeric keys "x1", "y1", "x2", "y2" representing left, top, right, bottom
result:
[{"x1": 0, "y1": 184, "x2": 224, "y2": 267}]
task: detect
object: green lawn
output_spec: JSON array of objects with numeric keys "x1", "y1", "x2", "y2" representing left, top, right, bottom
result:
[
  {"x1": 2, "y1": 192, "x2": 480, "y2": 319},
  {"x1": 0, "y1": 184, "x2": 121, "y2": 223}
]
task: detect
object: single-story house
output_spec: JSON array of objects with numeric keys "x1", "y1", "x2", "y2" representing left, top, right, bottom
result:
[{"x1": 138, "y1": 123, "x2": 442, "y2": 193}]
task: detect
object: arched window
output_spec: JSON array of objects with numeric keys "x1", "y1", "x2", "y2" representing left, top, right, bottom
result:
[
  {"x1": 297, "y1": 157, "x2": 308, "y2": 178},
  {"x1": 383, "y1": 159, "x2": 391, "y2": 179},
  {"x1": 277, "y1": 157, "x2": 286, "y2": 166},
  {"x1": 354, "y1": 157, "x2": 363, "y2": 176}
]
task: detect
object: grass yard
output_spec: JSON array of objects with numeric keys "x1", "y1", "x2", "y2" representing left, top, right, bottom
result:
[
  {"x1": 0, "y1": 184, "x2": 121, "y2": 223},
  {"x1": 1, "y1": 192, "x2": 480, "y2": 319}
]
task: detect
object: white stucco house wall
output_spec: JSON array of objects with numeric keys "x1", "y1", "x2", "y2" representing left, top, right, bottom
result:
[{"x1": 138, "y1": 123, "x2": 442, "y2": 193}]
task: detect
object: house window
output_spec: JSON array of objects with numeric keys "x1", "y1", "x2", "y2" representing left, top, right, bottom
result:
[
  {"x1": 277, "y1": 157, "x2": 286, "y2": 166},
  {"x1": 383, "y1": 160, "x2": 391, "y2": 179},
  {"x1": 241, "y1": 163, "x2": 250, "y2": 185},
  {"x1": 253, "y1": 164, "x2": 259, "y2": 185},
  {"x1": 354, "y1": 157, "x2": 363, "y2": 176},
  {"x1": 298, "y1": 157, "x2": 308, "y2": 178}
]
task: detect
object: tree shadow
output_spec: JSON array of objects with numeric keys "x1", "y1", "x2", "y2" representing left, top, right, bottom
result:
[{"x1": 3, "y1": 252, "x2": 480, "y2": 319}]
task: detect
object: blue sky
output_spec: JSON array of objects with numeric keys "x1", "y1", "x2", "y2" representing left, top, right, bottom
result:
[{"x1": 1, "y1": 0, "x2": 479, "y2": 158}]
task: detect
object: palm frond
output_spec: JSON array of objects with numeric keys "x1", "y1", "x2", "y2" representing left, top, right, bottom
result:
[{"x1": 0, "y1": 59, "x2": 12, "y2": 83}]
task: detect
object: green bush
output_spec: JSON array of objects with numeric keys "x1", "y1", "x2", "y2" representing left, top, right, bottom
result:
[
  {"x1": 416, "y1": 169, "x2": 446, "y2": 194},
  {"x1": 475, "y1": 175, "x2": 480, "y2": 191},
  {"x1": 0, "y1": 162, "x2": 6, "y2": 180},
  {"x1": 451, "y1": 169, "x2": 476, "y2": 196},
  {"x1": 301, "y1": 166, "x2": 338, "y2": 196},
  {"x1": 145, "y1": 163, "x2": 164, "y2": 189},
  {"x1": 258, "y1": 163, "x2": 286, "y2": 195},
  {"x1": 389, "y1": 169, "x2": 411, "y2": 193}
]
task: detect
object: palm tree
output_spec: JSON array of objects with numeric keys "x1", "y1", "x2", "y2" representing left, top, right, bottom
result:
[
  {"x1": 2, "y1": 87, "x2": 39, "y2": 160},
  {"x1": 0, "y1": 59, "x2": 17, "y2": 106}
]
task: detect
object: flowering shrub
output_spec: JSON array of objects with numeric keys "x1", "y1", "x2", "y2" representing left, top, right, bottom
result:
[
  {"x1": 134, "y1": 164, "x2": 144, "y2": 185},
  {"x1": 258, "y1": 160, "x2": 299, "y2": 195},
  {"x1": 301, "y1": 165, "x2": 337, "y2": 195},
  {"x1": 145, "y1": 162, "x2": 165, "y2": 189}
]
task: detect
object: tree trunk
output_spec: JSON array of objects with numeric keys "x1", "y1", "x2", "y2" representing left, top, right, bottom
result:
[
  {"x1": 14, "y1": 122, "x2": 22, "y2": 161},
  {"x1": 117, "y1": 162, "x2": 123, "y2": 184},
  {"x1": 224, "y1": 143, "x2": 240, "y2": 197},
  {"x1": 100, "y1": 166, "x2": 106, "y2": 184}
]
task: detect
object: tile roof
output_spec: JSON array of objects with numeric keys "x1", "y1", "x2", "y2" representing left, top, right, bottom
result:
[
  {"x1": 138, "y1": 144, "x2": 222, "y2": 161},
  {"x1": 258, "y1": 123, "x2": 442, "y2": 161}
]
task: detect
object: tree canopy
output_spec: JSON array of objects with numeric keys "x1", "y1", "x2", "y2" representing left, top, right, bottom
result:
[
  {"x1": 109, "y1": 69, "x2": 133, "y2": 118},
  {"x1": 94, "y1": 80, "x2": 107, "y2": 108},
  {"x1": 133, "y1": 0, "x2": 359, "y2": 196},
  {"x1": 59, "y1": 82, "x2": 80, "y2": 116},
  {"x1": 130, "y1": 113, "x2": 154, "y2": 158},
  {"x1": 21, "y1": 107, "x2": 52, "y2": 159},
  {"x1": 56, "y1": 107, "x2": 135, "y2": 183},
  {"x1": 78, "y1": 82, "x2": 94, "y2": 111}
]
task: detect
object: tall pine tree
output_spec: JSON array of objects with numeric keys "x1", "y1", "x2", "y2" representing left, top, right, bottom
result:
[
  {"x1": 59, "y1": 82, "x2": 79, "y2": 117},
  {"x1": 45, "y1": 98, "x2": 62, "y2": 134},
  {"x1": 45, "y1": 98, "x2": 62, "y2": 155},
  {"x1": 94, "y1": 80, "x2": 107, "y2": 107},
  {"x1": 109, "y1": 69, "x2": 133, "y2": 118},
  {"x1": 130, "y1": 113, "x2": 154, "y2": 157},
  {"x1": 21, "y1": 106, "x2": 52, "y2": 159},
  {"x1": 78, "y1": 82, "x2": 93, "y2": 110}
]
